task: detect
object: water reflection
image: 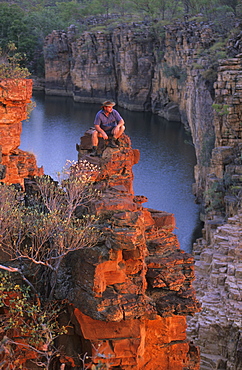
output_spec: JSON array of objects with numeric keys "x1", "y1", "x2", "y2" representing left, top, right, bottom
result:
[{"x1": 20, "y1": 93, "x2": 202, "y2": 252}]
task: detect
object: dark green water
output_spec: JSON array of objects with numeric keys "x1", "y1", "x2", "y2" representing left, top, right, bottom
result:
[{"x1": 20, "y1": 92, "x2": 202, "y2": 253}]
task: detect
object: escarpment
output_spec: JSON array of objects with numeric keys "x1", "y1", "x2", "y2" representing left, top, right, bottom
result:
[
  {"x1": 43, "y1": 19, "x2": 219, "y2": 191},
  {"x1": 187, "y1": 54, "x2": 242, "y2": 370},
  {"x1": 0, "y1": 79, "x2": 43, "y2": 187},
  {"x1": 52, "y1": 132, "x2": 201, "y2": 369},
  {"x1": 42, "y1": 20, "x2": 242, "y2": 369}
]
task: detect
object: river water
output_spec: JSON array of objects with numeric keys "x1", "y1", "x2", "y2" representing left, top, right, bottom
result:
[{"x1": 20, "y1": 92, "x2": 202, "y2": 253}]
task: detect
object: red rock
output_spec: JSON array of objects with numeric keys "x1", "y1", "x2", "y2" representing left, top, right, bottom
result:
[
  {"x1": 0, "y1": 79, "x2": 43, "y2": 187},
  {"x1": 73, "y1": 310, "x2": 199, "y2": 369},
  {"x1": 53, "y1": 132, "x2": 202, "y2": 368},
  {"x1": 1, "y1": 78, "x2": 200, "y2": 368}
]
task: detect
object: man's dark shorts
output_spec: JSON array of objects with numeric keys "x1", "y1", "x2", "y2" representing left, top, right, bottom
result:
[{"x1": 105, "y1": 128, "x2": 114, "y2": 136}]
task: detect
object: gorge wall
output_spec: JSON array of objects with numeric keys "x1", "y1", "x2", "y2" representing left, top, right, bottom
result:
[
  {"x1": 187, "y1": 54, "x2": 242, "y2": 370},
  {"x1": 0, "y1": 78, "x2": 43, "y2": 187},
  {"x1": 43, "y1": 19, "x2": 223, "y2": 187},
  {"x1": 1, "y1": 18, "x2": 241, "y2": 369},
  {"x1": 42, "y1": 19, "x2": 242, "y2": 369}
]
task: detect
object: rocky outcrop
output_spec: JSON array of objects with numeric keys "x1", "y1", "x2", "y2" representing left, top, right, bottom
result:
[
  {"x1": 43, "y1": 19, "x2": 242, "y2": 194},
  {"x1": 0, "y1": 75, "x2": 201, "y2": 369},
  {"x1": 0, "y1": 79, "x2": 43, "y2": 187},
  {"x1": 43, "y1": 23, "x2": 211, "y2": 142},
  {"x1": 44, "y1": 25, "x2": 156, "y2": 111},
  {"x1": 54, "y1": 132, "x2": 200, "y2": 369},
  {"x1": 187, "y1": 54, "x2": 242, "y2": 370},
  {"x1": 43, "y1": 19, "x2": 232, "y2": 196}
]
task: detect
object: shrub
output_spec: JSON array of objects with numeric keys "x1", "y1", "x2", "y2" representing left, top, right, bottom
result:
[
  {"x1": 0, "y1": 160, "x2": 100, "y2": 295},
  {"x1": 163, "y1": 63, "x2": 187, "y2": 84},
  {"x1": 0, "y1": 271, "x2": 67, "y2": 369},
  {"x1": 0, "y1": 160, "x2": 101, "y2": 368},
  {"x1": 204, "y1": 180, "x2": 225, "y2": 214},
  {"x1": 212, "y1": 103, "x2": 229, "y2": 116},
  {"x1": 0, "y1": 42, "x2": 30, "y2": 79}
]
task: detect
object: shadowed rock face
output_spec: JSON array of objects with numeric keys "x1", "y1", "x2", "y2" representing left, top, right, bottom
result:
[
  {"x1": 188, "y1": 54, "x2": 242, "y2": 370},
  {"x1": 55, "y1": 132, "x2": 200, "y2": 369},
  {"x1": 0, "y1": 79, "x2": 43, "y2": 187}
]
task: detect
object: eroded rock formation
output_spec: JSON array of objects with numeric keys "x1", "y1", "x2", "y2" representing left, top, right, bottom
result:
[
  {"x1": 42, "y1": 19, "x2": 242, "y2": 200},
  {"x1": 52, "y1": 132, "x2": 201, "y2": 369},
  {"x1": 43, "y1": 19, "x2": 220, "y2": 188},
  {"x1": 187, "y1": 54, "x2": 242, "y2": 370},
  {"x1": 0, "y1": 79, "x2": 43, "y2": 187},
  {"x1": 34, "y1": 18, "x2": 242, "y2": 368}
]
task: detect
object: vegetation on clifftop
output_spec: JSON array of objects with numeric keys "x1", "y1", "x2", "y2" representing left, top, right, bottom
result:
[
  {"x1": 0, "y1": 0, "x2": 241, "y2": 76},
  {"x1": 0, "y1": 42, "x2": 30, "y2": 79}
]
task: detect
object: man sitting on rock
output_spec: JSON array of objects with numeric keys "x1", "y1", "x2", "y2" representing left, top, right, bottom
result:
[{"x1": 90, "y1": 101, "x2": 125, "y2": 156}]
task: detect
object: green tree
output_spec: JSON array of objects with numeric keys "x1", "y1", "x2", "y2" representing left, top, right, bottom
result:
[
  {"x1": 236, "y1": 0, "x2": 242, "y2": 15},
  {"x1": 56, "y1": 0, "x2": 85, "y2": 23},
  {"x1": 130, "y1": 0, "x2": 161, "y2": 18},
  {"x1": 0, "y1": 3, "x2": 27, "y2": 49},
  {"x1": 220, "y1": 0, "x2": 238, "y2": 11}
]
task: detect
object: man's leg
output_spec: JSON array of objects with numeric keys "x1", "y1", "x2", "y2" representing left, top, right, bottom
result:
[
  {"x1": 114, "y1": 125, "x2": 125, "y2": 139},
  {"x1": 110, "y1": 125, "x2": 125, "y2": 147},
  {"x1": 90, "y1": 130, "x2": 100, "y2": 156},
  {"x1": 108, "y1": 133, "x2": 119, "y2": 148}
]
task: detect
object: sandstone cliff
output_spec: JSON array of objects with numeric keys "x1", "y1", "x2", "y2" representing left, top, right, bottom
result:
[
  {"x1": 43, "y1": 19, "x2": 221, "y2": 185},
  {"x1": 0, "y1": 79, "x2": 201, "y2": 369},
  {"x1": 2, "y1": 17, "x2": 241, "y2": 368},
  {"x1": 43, "y1": 20, "x2": 242, "y2": 369},
  {"x1": 0, "y1": 79, "x2": 43, "y2": 187},
  {"x1": 187, "y1": 54, "x2": 242, "y2": 370},
  {"x1": 53, "y1": 132, "x2": 201, "y2": 369},
  {"x1": 43, "y1": 19, "x2": 242, "y2": 194}
]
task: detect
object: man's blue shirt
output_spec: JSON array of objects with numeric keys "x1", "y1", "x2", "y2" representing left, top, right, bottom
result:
[{"x1": 94, "y1": 109, "x2": 122, "y2": 132}]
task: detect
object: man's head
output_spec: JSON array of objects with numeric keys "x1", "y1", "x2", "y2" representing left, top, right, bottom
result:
[
  {"x1": 102, "y1": 101, "x2": 116, "y2": 114},
  {"x1": 102, "y1": 101, "x2": 116, "y2": 108}
]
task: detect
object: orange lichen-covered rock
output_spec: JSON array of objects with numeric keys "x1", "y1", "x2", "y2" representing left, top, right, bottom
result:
[
  {"x1": 0, "y1": 79, "x2": 43, "y2": 187},
  {"x1": 54, "y1": 131, "x2": 201, "y2": 369}
]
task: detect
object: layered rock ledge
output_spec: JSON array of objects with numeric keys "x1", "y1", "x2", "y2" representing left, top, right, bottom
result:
[
  {"x1": 187, "y1": 54, "x2": 242, "y2": 370},
  {"x1": 0, "y1": 79, "x2": 43, "y2": 187},
  {"x1": 54, "y1": 132, "x2": 201, "y2": 369}
]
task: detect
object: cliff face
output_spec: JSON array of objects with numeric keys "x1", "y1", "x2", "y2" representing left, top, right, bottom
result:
[
  {"x1": 44, "y1": 25, "x2": 156, "y2": 111},
  {"x1": 0, "y1": 79, "x2": 43, "y2": 187},
  {"x1": 43, "y1": 20, "x2": 218, "y2": 180},
  {"x1": 43, "y1": 21, "x2": 242, "y2": 200},
  {"x1": 54, "y1": 132, "x2": 200, "y2": 369},
  {"x1": 187, "y1": 54, "x2": 242, "y2": 370},
  {"x1": 36, "y1": 20, "x2": 242, "y2": 368}
]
